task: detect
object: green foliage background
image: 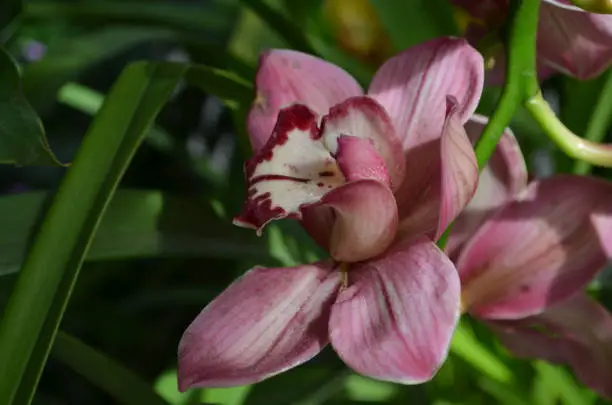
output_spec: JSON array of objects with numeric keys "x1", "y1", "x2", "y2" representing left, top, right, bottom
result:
[{"x1": 0, "y1": 0, "x2": 611, "y2": 404}]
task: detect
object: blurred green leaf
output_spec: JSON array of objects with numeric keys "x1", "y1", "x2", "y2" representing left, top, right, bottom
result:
[
  {"x1": 0, "y1": 47, "x2": 62, "y2": 166},
  {"x1": 0, "y1": 61, "x2": 186, "y2": 405},
  {"x1": 53, "y1": 331, "x2": 169, "y2": 405},
  {"x1": 344, "y1": 375, "x2": 397, "y2": 402},
  {"x1": 244, "y1": 365, "x2": 349, "y2": 405},
  {"x1": 0, "y1": 189, "x2": 268, "y2": 276},
  {"x1": 201, "y1": 386, "x2": 252, "y2": 405},
  {"x1": 155, "y1": 370, "x2": 186, "y2": 405},
  {"x1": 478, "y1": 377, "x2": 529, "y2": 405},
  {"x1": 450, "y1": 320, "x2": 514, "y2": 384},
  {"x1": 237, "y1": 0, "x2": 315, "y2": 54},
  {"x1": 368, "y1": 0, "x2": 457, "y2": 50},
  {"x1": 24, "y1": 1, "x2": 231, "y2": 34},
  {"x1": 532, "y1": 361, "x2": 594, "y2": 405},
  {"x1": 0, "y1": 0, "x2": 21, "y2": 33},
  {"x1": 22, "y1": 27, "x2": 175, "y2": 110}
]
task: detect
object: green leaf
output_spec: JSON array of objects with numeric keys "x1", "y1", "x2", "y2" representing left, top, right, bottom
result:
[
  {"x1": 237, "y1": 0, "x2": 316, "y2": 54},
  {"x1": 244, "y1": 365, "x2": 350, "y2": 405},
  {"x1": 0, "y1": 189, "x2": 268, "y2": 276},
  {"x1": 532, "y1": 361, "x2": 594, "y2": 405},
  {"x1": 368, "y1": 0, "x2": 457, "y2": 51},
  {"x1": 344, "y1": 375, "x2": 397, "y2": 402},
  {"x1": 0, "y1": 47, "x2": 62, "y2": 166},
  {"x1": 52, "y1": 331, "x2": 169, "y2": 405},
  {"x1": 22, "y1": 27, "x2": 177, "y2": 110},
  {"x1": 450, "y1": 320, "x2": 514, "y2": 384},
  {"x1": 0, "y1": 0, "x2": 21, "y2": 33},
  {"x1": 24, "y1": 1, "x2": 231, "y2": 35},
  {"x1": 0, "y1": 61, "x2": 187, "y2": 405},
  {"x1": 155, "y1": 370, "x2": 191, "y2": 405}
]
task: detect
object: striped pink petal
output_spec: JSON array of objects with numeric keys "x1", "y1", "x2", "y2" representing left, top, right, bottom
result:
[
  {"x1": 458, "y1": 175, "x2": 612, "y2": 320},
  {"x1": 247, "y1": 50, "x2": 363, "y2": 152},
  {"x1": 396, "y1": 97, "x2": 478, "y2": 241},
  {"x1": 321, "y1": 97, "x2": 405, "y2": 190},
  {"x1": 491, "y1": 294, "x2": 612, "y2": 399},
  {"x1": 329, "y1": 237, "x2": 460, "y2": 383},
  {"x1": 538, "y1": 1, "x2": 612, "y2": 79},
  {"x1": 446, "y1": 116, "x2": 527, "y2": 256},
  {"x1": 178, "y1": 263, "x2": 341, "y2": 389},
  {"x1": 367, "y1": 37, "x2": 483, "y2": 218}
]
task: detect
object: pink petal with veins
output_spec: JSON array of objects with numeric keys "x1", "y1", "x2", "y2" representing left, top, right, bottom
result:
[
  {"x1": 447, "y1": 116, "x2": 527, "y2": 257},
  {"x1": 436, "y1": 97, "x2": 479, "y2": 240},
  {"x1": 178, "y1": 263, "x2": 341, "y2": 389},
  {"x1": 538, "y1": 1, "x2": 612, "y2": 79},
  {"x1": 329, "y1": 237, "x2": 460, "y2": 383},
  {"x1": 321, "y1": 179, "x2": 398, "y2": 262},
  {"x1": 248, "y1": 50, "x2": 363, "y2": 152},
  {"x1": 396, "y1": 98, "x2": 478, "y2": 242},
  {"x1": 491, "y1": 294, "x2": 612, "y2": 399},
  {"x1": 368, "y1": 37, "x2": 484, "y2": 216},
  {"x1": 321, "y1": 96, "x2": 405, "y2": 190},
  {"x1": 458, "y1": 175, "x2": 612, "y2": 319}
]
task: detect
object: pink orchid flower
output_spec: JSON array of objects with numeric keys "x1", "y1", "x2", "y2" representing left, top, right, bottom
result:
[
  {"x1": 453, "y1": 0, "x2": 612, "y2": 80},
  {"x1": 177, "y1": 37, "x2": 484, "y2": 390},
  {"x1": 448, "y1": 119, "x2": 612, "y2": 398}
]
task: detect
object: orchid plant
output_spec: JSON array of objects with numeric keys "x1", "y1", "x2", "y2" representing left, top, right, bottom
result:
[
  {"x1": 179, "y1": 37, "x2": 483, "y2": 388},
  {"x1": 175, "y1": 0, "x2": 612, "y2": 400}
]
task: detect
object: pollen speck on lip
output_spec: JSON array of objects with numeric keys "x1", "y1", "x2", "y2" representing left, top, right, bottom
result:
[{"x1": 253, "y1": 91, "x2": 267, "y2": 110}]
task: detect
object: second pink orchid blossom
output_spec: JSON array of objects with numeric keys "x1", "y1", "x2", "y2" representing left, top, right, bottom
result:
[
  {"x1": 178, "y1": 37, "x2": 485, "y2": 389},
  {"x1": 448, "y1": 120, "x2": 612, "y2": 398},
  {"x1": 453, "y1": 0, "x2": 612, "y2": 80}
]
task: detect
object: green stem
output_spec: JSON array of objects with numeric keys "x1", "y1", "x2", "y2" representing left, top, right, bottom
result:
[
  {"x1": 526, "y1": 91, "x2": 612, "y2": 168},
  {"x1": 473, "y1": 0, "x2": 541, "y2": 169},
  {"x1": 572, "y1": 70, "x2": 612, "y2": 174}
]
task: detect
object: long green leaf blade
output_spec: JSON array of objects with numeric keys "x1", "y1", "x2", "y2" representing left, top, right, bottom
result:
[{"x1": 0, "y1": 61, "x2": 186, "y2": 405}]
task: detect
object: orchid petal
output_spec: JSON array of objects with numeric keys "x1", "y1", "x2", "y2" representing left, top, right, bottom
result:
[
  {"x1": 368, "y1": 37, "x2": 483, "y2": 146},
  {"x1": 234, "y1": 104, "x2": 344, "y2": 233},
  {"x1": 538, "y1": 2, "x2": 612, "y2": 79},
  {"x1": 301, "y1": 178, "x2": 400, "y2": 262},
  {"x1": 491, "y1": 295, "x2": 612, "y2": 399},
  {"x1": 334, "y1": 136, "x2": 390, "y2": 186},
  {"x1": 396, "y1": 98, "x2": 478, "y2": 241},
  {"x1": 248, "y1": 50, "x2": 363, "y2": 152},
  {"x1": 436, "y1": 97, "x2": 479, "y2": 240},
  {"x1": 458, "y1": 175, "x2": 612, "y2": 320},
  {"x1": 321, "y1": 96, "x2": 405, "y2": 189},
  {"x1": 368, "y1": 37, "x2": 483, "y2": 215},
  {"x1": 235, "y1": 104, "x2": 397, "y2": 248},
  {"x1": 322, "y1": 179, "x2": 398, "y2": 262},
  {"x1": 329, "y1": 237, "x2": 460, "y2": 383},
  {"x1": 178, "y1": 263, "x2": 341, "y2": 389},
  {"x1": 447, "y1": 115, "x2": 527, "y2": 256}
]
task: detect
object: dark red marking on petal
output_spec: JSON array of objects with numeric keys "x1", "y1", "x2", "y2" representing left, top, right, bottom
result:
[
  {"x1": 251, "y1": 174, "x2": 310, "y2": 185},
  {"x1": 317, "y1": 182, "x2": 324, "y2": 187},
  {"x1": 319, "y1": 171, "x2": 335, "y2": 177},
  {"x1": 244, "y1": 104, "x2": 319, "y2": 179}
]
